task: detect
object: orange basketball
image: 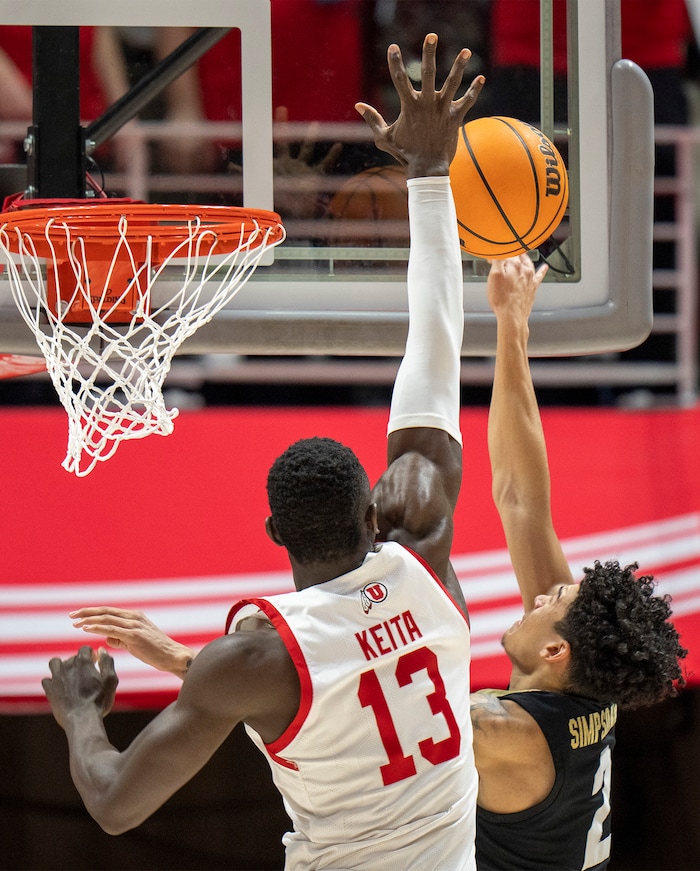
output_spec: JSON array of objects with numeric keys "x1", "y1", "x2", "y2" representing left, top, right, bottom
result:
[
  {"x1": 327, "y1": 165, "x2": 408, "y2": 247},
  {"x1": 329, "y1": 165, "x2": 408, "y2": 221},
  {"x1": 449, "y1": 116, "x2": 568, "y2": 260}
]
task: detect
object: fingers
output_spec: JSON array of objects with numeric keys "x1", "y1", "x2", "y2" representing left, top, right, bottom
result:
[
  {"x1": 43, "y1": 646, "x2": 118, "y2": 720},
  {"x1": 97, "y1": 646, "x2": 117, "y2": 678},
  {"x1": 488, "y1": 253, "x2": 548, "y2": 293},
  {"x1": 533, "y1": 261, "x2": 549, "y2": 287},
  {"x1": 420, "y1": 33, "x2": 439, "y2": 94},
  {"x1": 386, "y1": 43, "x2": 415, "y2": 102},
  {"x1": 71, "y1": 607, "x2": 151, "y2": 652},
  {"x1": 78, "y1": 644, "x2": 99, "y2": 664},
  {"x1": 72, "y1": 607, "x2": 146, "y2": 624},
  {"x1": 47, "y1": 655, "x2": 64, "y2": 677},
  {"x1": 318, "y1": 141, "x2": 343, "y2": 174},
  {"x1": 440, "y1": 47, "x2": 472, "y2": 102},
  {"x1": 297, "y1": 120, "x2": 320, "y2": 164},
  {"x1": 513, "y1": 252, "x2": 549, "y2": 286},
  {"x1": 73, "y1": 619, "x2": 131, "y2": 637},
  {"x1": 70, "y1": 606, "x2": 138, "y2": 619},
  {"x1": 78, "y1": 625, "x2": 127, "y2": 649},
  {"x1": 454, "y1": 74, "x2": 486, "y2": 118},
  {"x1": 44, "y1": 645, "x2": 100, "y2": 687},
  {"x1": 354, "y1": 102, "x2": 388, "y2": 136},
  {"x1": 94, "y1": 648, "x2": 119, "y2": 712}
]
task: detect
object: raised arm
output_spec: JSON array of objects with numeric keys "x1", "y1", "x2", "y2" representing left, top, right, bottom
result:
[
  {"x1": 360, "y1": 35, "x2": 484, "y2": 605},
  {"x1": 487, "y1": 255, "x2": 574, "y2": 610},
  {"x1": 465, "y1": 256, "x2": 574, "y2": 812},
  {"x1": 71, "y1": 35, "x2": 483, "y2": 657}
]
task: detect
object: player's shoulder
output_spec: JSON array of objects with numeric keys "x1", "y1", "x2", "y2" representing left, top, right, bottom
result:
[
  {"x1": 471, "y1": 689, "x2": 539, "y2": 725},
  {"x1": 180, "y1": 628, "x2": 297, "y2": 725},
  {"x1": 471, "y1": 690, "x2": 548, "y2": 762},
  {"x1": 191, "y1": 625, "x2": 292, "y2": 689}
]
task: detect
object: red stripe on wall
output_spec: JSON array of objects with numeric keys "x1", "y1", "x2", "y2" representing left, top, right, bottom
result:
[{"x1": 0, "y1": 405, "x2": 697, "y2": 706}]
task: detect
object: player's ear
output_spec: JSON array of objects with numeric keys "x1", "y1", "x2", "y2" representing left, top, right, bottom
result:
[
  {"x1": 541, "y1": 639, "x2": 571, "y2": 665},
  {"x1": 265, "y1": 515, "x2": 284, "y2": 547},
  {"x1": 365, "y1": 502, "x2": 380, "y2": 536}
]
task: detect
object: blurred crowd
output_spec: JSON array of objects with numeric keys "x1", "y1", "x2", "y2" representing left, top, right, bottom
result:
[{"x1": 0, "y1": 1, "x2": 696, "y2": 198}]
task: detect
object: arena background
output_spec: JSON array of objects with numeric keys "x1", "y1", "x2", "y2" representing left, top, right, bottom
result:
[{"x1": 0, "y1": 405, "x2": 698, "y2": 869}]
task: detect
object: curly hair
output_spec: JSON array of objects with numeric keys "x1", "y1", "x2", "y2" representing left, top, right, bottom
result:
[
  {"x1": 555, "y1": 561, "x2": 687, "y2": 710},
  {"x1": 266, "y1": 437, "x2": 371, "y2": 565}
]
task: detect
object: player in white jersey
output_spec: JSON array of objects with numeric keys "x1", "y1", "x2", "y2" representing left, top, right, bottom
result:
[
  {"x1": 43, "y1": 35, "x2": 484, "y2": 870},
  {"x1": 227, "y1": 541, "x2": 473, "y2": 869}
]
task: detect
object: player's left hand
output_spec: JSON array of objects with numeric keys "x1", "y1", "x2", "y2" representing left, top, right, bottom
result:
[
  {"x1": 42, "y1": 645, "x2": 118, "y2": 728},
  {"x1": 355, "y1": 33, "x2": 485, "y2": 179}
]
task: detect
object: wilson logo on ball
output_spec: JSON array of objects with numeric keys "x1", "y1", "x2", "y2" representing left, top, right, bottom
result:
[{"x1": 449, "y1": 116, "x2": 569, "y2": 260}]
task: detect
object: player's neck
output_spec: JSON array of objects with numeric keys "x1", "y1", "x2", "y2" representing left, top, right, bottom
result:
[
  {"x1": 508, "y1": 664, "x2": 566, "y2": 694},
  {"x1": 291, "y1": 545, "x2": 376, "y2": 591}
]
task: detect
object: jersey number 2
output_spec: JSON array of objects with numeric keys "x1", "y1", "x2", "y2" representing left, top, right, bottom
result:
[
  {"x1": 582, "y1": 745, "x2": 612, "y2": 870},
  {"x1": 358, "y1": 645, "x2": 461, "y2": 786}
]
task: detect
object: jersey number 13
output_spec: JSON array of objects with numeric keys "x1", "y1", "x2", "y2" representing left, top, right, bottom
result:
[{"x1": 358, "y1": 645, "x2": 461, "y2": 786}]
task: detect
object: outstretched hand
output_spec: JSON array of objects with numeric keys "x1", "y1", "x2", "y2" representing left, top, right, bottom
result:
[
  {"x1": 227, "y1": 106, "x2": 342, "y2": 220},
  {"x1": 487, "y1": 254, "x2": 549, "y2": 323},
  {"x1": 70, "y1": 606, "x2": 195, "y2": 679},
  {"x1": 42, "y1": 646, "x2": 118, "y2": 728},
  {"x1": 355, "y1": 33, "x2": 485, "y2": 179}
]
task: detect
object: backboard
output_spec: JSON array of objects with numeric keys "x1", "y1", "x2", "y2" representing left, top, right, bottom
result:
[{"x1": 0, "y1": 0, "x2": 654, "y2": 357}]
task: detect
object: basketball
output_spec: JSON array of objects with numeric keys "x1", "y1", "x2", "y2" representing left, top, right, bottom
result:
[
  {"x1": 328, "y1": 165, "x2": 408, "y2": 247},
  {"x1": 449, "y1": 116, "x2": 569, "y2": 260},
  {"x1": 329, "y1": 165, "x2": 408, "y2": 221}
]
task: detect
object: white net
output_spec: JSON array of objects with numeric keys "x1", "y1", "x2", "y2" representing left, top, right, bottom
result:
[{"x1": 0, "y1": 205, "x2": 285, "y2": 476}]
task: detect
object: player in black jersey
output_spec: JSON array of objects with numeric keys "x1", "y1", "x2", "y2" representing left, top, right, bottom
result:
[
  {"x1": 471, "y1": 254, "x2": 687, "y2": 871},
  {"x1": 53, "y1": 56, "x2": 687, "y2": 871}
]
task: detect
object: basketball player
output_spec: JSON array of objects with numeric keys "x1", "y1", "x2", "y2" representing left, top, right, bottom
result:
[
  {"x1": 62, "y1": 34, "x2": 686, "y2": 871},
  {"x1": 471, "y1": 253, "x2": 687, "y2": 871},
  {"x1": 43, "y1": 35, "x2": 486, "y2": 870}
]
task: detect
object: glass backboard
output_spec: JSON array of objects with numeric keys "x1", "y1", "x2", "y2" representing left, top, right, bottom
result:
[{"x1": 0, "y1": 0, "x2": 654, "y2": 357}]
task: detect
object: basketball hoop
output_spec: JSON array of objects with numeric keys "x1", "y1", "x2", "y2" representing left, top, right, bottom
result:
[{"x1": 0, "y1": 202, "x2": 285, "y2": 476}]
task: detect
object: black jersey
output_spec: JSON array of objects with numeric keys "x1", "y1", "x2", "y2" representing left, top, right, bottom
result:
[{"x1": 476, "y1": 689, "x2": 617, "y2": 871}]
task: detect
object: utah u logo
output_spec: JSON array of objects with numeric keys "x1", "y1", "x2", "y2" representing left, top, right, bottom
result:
[{"x1": 360, "y1": 582, "x2": 388, "y2": 614}]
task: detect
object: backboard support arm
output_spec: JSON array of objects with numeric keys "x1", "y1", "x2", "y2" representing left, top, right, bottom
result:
[
  {"x1": 26, "y1": 26, "x2": 232, "y2": 197},
  {"x1": 28, "y1": 27, "x2": 85, "y2": 199},
  {"x1": 86, "y1": 27, "x2": 231, "y2": 150}
]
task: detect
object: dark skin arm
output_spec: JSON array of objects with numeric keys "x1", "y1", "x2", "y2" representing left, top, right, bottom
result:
[
  {"x1": 360, "y1": 35, "x2": 484, "y2": 612},
  {"x1": 43, "y1": 635, "x2": 298, "y2": 834},
  {"x1": 72, "y1": 34, "x2": 482, "y2": 657},
  {"x1": 373, "y1": 429, "x2": 463, "y2": 607},
  {"x1": 45, "y1": 37, "x2": 482, "y2": 834}
]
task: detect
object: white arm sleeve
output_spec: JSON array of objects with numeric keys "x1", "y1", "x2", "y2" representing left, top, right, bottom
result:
[{"x1": 388, "y1": 176, "x2": 464, "y2": 446}]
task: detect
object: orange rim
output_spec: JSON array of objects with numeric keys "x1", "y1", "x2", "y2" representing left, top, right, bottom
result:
[{"x1": 0, "y1": 203, "x2": 285, "y2": 257}]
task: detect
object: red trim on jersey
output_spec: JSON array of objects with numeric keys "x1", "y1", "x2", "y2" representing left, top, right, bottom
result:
[
  {"x1": 226, "y1": 597, "x2": 313, "y2": 768},
  {"x1": 399, "y1": 544, "x2": 472, "y2": 630}
]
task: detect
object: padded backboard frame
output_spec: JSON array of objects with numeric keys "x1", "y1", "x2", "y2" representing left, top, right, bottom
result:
[{"x1": 0, "y1": 0, "x2": 654, "y2": 357}]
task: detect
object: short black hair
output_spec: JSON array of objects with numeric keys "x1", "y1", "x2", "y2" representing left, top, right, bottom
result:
[
  {"x1": 555, "y1": 561, "x2": 687, "y2": 709},
  {"x1": 266, "y1": 437, "x2": 370, "y2": 565}
]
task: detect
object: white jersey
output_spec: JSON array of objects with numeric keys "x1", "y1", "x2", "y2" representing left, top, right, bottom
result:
[{"x1": 226, "y1": 541, "x2": 477, "y2": 871}]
